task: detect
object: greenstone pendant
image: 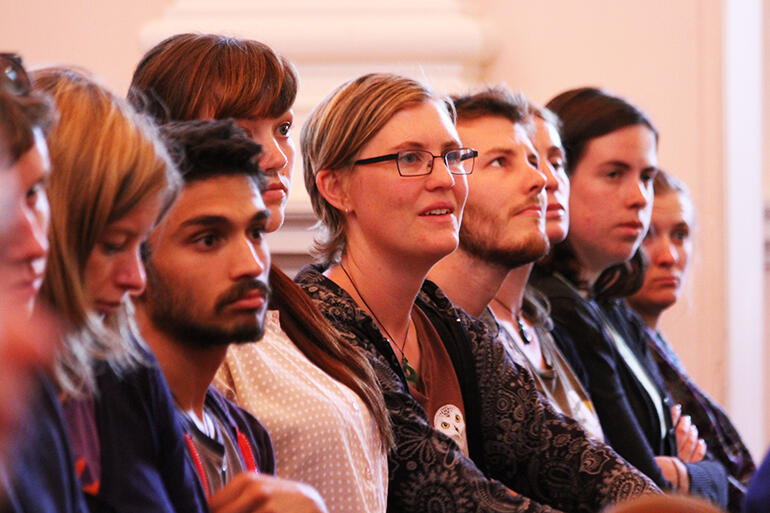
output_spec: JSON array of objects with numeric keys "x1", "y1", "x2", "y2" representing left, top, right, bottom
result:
[{"x1": 402, "y1": 356, "x2": 419, "y2": 385}]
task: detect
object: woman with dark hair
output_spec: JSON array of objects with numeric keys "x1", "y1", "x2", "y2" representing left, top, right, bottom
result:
[
  {"x1": 625, "y1": 171, "x2": 753, "y2": 511},
  {"x1": 295, "y1": 72, "x2": 658, "y2": 512},
  {"x1": 530, "y1": 87, "x2": 727, "y2": 505},
  {"x1": 129, "y1": 33, "x2": 391, "y2": 513}
]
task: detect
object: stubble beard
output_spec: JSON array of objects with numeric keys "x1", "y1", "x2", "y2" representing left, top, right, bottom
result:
[
  {"x1": 459, "y1": 203, "x2": 550, "y2": 270},
  {"x1": 141, "y1": 263, "x2": 267, "y2": 350}
]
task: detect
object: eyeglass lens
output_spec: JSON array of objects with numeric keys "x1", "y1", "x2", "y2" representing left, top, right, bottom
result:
[{"x1": 396, "y1": 149, "x2": 473, "y2": 175}]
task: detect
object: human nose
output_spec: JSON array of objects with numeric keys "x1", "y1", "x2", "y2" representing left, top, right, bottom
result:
[
  {"x1": 117, "y1": 249, "x2": 147, "y2": 296},
  {"x1": 541, "y1": 160, "x2": 559, "y2": 192},
  {"x1": 426, "y1": 157, "x2": 456, "y2": 190},
  {"x1": 527, "y1": 162, "x2": 547, "y2": 195},
  {"x1": 652, "y1": 237, "x2": 678, "y2": 267},
  {"x1": 258, "y1": 137, "x2": 289, "y2": 176},
  {"x1": 8, "y1": 203, "x2": 49, "y2": 265},
  {"x1": 229, "y1": 237, "x2": 269, "y2": 280},
  {"x1": 626, "y1": 178, "x2": 650, "y2": 210}
]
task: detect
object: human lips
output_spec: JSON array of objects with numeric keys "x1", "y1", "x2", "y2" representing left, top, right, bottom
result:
[
  {"x1": 94, "y1": 299, "x2": 123, "y2": 315},
  {"x1": 514, "y1": 201, "x2": 545, "y2": 217},
  {"x1": 419, "y1": 202, "x2": 455, "y2": 219},
  {"x1": 649, "y1": 274, "x2": 681, "y2": 288},
  {"x1": 616, "y1": 220, "x2": 645, "y2": 236},
  {"x1": 546, "y1": 201, "x2": 566, "y2": 218},
  {"x1": 261, "y1": 180, "x2": 288, "y2": 203},
  {"x1": 228, "y1": 290, "x2": 267, "y2": 311}
]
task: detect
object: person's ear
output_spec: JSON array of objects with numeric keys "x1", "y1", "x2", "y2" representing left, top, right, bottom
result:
[{"x1": 315, "y1": 168, "x2": 353, "y2": 214}]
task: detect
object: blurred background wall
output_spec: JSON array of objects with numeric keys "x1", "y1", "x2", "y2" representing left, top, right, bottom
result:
[{"x1": 2, "y1": 0, "x2": 768, "y2": 459}]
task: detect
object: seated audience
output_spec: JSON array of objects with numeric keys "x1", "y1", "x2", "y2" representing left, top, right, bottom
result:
[
  {"x1": 624, "y1": 171, "x2": 754, "y2": 511},
  {"x1": 429, "y1": 88, "x2": 604, "y2": 441},
  {"x1": 134, "y1": 119, "x2": 327, "y2": 513},
  {"x1": 31, "y1": 67, "x2": 207, "y2": 513},
  {"x1": 296, "y1": 72, "x2": 657, "y2": 512},
  {"x1": 129, "y1": 34, "x2": 390, "y2": 513},
  {"x1": 0, "y1": 55, "x2": 86, "y2": 513},
  {"x1": 530, "y1": 87, "x2": 728, "y2": 505}
]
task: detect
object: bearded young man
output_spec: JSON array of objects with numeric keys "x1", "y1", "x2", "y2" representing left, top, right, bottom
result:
[
  {"x1": 429, "y1": 87, "x2": 604, "y2": 439},
  {"x1": 135, "y1": 120, "x2": 326, "y2": 513}
]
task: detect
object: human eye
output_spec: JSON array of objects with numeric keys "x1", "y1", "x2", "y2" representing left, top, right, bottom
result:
[
  {"x1": 549, "y1": 157, "x2": 564, "y2": 171},
  {"x1": 191, "y1": 231, "x2": 222, "y2": 251},
  {"x1": 641, "y1": 168, "x2": 658, "y2": 184},
  {"x1": 276, "y1": 121, "x2": 292, "y2": 137},
  {"x1": 99, "y1": 237, "x2": 128, "y2": 256},
  {"x1": 398, "y1": 151, "x2": 423, "y2": 165},
  {"x1": 25, "y1": 181, "x2": 45, "y2": 207},
  {"x1": 527, "y1": 152, "x2": 539, "y2": 169},
  {"x1": 249, "y1": 225, "x2": 265, "y2": 242},
  {"x1": 489, "y1": 156, "x2": 506, "y2": 168},
  {"x1": 672, "y1": 226, "x2": 689, "y2": 242}
]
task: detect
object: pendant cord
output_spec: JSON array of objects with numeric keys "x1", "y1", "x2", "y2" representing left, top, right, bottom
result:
[
  {"x1": 491, "y1": 296, "x2": 532, "y2": 345},
  {"x1": 339, "y1": 262, "x2": 412, "y2": 364}
]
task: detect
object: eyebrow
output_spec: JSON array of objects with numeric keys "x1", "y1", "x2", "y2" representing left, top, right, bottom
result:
[
  {"x1": 485, "y1": 147, "x2": 518, "y2": 157},
  {"x1": 179, "y1": 210, "x2": 270, "y2": 230},
  {"x1": 390, "y1": 140, "x2": 461, "y2": 153}
]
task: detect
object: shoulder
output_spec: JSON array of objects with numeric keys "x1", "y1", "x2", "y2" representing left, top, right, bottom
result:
[{"x1": 204, "y1": 388, "x2": 275, "y2": 474}]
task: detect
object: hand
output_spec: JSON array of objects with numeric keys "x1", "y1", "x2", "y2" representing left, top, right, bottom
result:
[
  {"x1": 655, "y1": 456, "x2": 690, "y2": 492},
  {"x1": 209, "y1": 472, "x2": 328, "y2": 513},
  {"x1": 670, "y1": 404, "x2": 706, "y2": 462}
]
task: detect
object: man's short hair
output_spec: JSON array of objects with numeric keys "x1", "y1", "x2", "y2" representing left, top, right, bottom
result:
[
  {"x1": 0, "y1": 87, "x2": 55, "y2": 166},
  {"x1": 160, "y1": 119, "x2": 265, "y2": 189},
  {"x1": 451, "y1": 86, "x2": 529, "y2": 125}
]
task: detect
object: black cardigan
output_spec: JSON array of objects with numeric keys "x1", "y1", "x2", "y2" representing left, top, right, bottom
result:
[
  {"x1": 297, "y1": 264, "x2": 658, "y2": 512},
  {"x1": 531, "y1": 270, "x2": 727, "y2": 506}
]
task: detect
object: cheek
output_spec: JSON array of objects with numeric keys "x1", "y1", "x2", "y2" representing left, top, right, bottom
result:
[
  {"x1": 278, "y1": 139, "x2": 296, "y2": 182},
  {"x1": 453, "y1": 175, "x2": 469, "y2": 210}
]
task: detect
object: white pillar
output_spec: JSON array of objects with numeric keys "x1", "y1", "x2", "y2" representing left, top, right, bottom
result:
[{"x1": 725, "y1": 0, "x2": 765, "y2": 457}]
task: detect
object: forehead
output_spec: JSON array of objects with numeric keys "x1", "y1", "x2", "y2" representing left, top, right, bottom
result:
[
  {"x1": 533, "y1": 117, "x2": 562, "y2": 150},
  {"x1": 653, "y1": 190, "x2": 695, "y2": 225},
  {"x1": 457, "y1": 115, "x2": 532, "y2": 151},
  {"x1": 366, "y1": 100, "x2": 459, "y2": 150},
  {"x1": 162, "y1": 174, "x2": 266, "y2": 229},
  {"x1": 581, "y1": 124, "x2": 657, "y2": 166}
]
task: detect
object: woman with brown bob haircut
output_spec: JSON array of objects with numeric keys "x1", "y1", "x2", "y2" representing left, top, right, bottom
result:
[{"x1": 129, "y1": 33, "x2": 391, "y2": 513}]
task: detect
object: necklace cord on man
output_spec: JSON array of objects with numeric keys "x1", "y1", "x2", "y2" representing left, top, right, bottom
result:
[
  {"x1": 339, "y1": 262, "x2": 418, "y2": 384},
  {"x1": 492, "y1": 297, "x2": 532, "y2": 345}
]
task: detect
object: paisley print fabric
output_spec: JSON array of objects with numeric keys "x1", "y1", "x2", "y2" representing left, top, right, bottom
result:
[{"x1": 296, "y1": 265, "x2": 658, "y2": 513}]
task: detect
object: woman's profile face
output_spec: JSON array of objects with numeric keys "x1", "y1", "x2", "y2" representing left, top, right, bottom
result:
[
  {"x1": 628, "y1": 189, "x2": 694, "y2": 314},
  {"x1": 343, "y1": 100, "x2": 468, "y2": 265},
  {"x1": 83, "y1": 193, "x2": 164, "y2": 317},
  {"x1": 566, "y1": 124, "x2": 657, "y2": 277},
  {"x1": 236, "y1": 109, "x2": 295, "y2": 233}
]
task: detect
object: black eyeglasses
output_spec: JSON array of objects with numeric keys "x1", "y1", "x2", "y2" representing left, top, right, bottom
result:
[
  {"x1": 354, "y1": 147, "x2": 477, "y2": 177},
  {"x1": 0, "y1": 53, "x2": 31, "y2": 96}
]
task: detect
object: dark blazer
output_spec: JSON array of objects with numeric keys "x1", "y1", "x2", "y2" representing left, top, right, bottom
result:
[{"x1": 531, "y1": 270, "x2": 727, "y2": 506}]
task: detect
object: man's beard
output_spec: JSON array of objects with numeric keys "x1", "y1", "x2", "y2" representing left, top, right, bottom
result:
[
  {"x1": 459, "y1": 202, "x2": 549, "y2": 270},
  {"x1": 142, "y1": 263, "x2": 270, "y2": 349}
]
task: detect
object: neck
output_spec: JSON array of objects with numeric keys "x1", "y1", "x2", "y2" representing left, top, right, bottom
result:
[
  {"x1": 328, "y1": 243, "x2": 429, "y2": 343},
  {"x1": 429, "y1": 248, "x2": 510, "y2": 317},
  {"x1": 629, "y1": 303, "x2": 662, "y2": 330},
  {"x1": 494, "y1": 263, "x2": 533, "y2": 316},
  {"x1": 134, "y1": 304, "x2": 226, "y2": 418}
]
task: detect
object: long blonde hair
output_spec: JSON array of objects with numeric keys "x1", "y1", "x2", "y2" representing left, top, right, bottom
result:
[
  {"x1": 301, "y1": 73, "x2": 453, "y2": 265},
  {"x1": 34, "y1": 67, "x2": 178, "y2": 394}
]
